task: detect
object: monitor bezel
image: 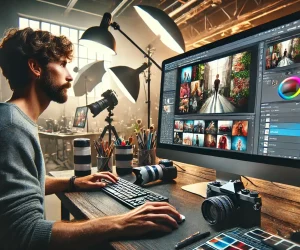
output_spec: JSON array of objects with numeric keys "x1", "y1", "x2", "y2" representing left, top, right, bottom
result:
[
  {"x1": 73, "y1": 106, "x2": 88, "y2": 128},
  {"x1": 157, "y1": 11, "x2": 300, "y2": 171}
]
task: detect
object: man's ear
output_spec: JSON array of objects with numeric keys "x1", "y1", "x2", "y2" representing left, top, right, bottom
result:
[{"x1": 28, "y1": 58, "x2": 42, "y2": 79}]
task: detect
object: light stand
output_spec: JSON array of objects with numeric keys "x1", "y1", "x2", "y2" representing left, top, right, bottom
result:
[
  {"x1": 84, "y1": 77, "x2": 89, "y2": 132},
  {"x1": 110, "y1": 22, "x2": 161, "y2": 128},
  {"x1": 110, "y1": 22, "x2": 162, "y2": 71},
  {"x1": 145, "y1": 45, "x2": 155, "y2": 128}
]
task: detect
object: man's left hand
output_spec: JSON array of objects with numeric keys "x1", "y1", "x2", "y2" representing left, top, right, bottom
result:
[{"x1": 74, "y1": 172, "x2": 119, "y2": 190}]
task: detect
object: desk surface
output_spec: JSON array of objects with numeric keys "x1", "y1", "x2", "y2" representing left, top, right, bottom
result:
[
  {"x1": 39, "y1": 131, "x2": 99, "y2": 139},
  {"x1": 49, "y1": 163, "x2": 299, "y2": 250}
]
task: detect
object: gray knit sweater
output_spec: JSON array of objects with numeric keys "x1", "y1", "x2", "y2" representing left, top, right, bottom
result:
[{"x1": 0, "y1": 103, "x2": 54, "y2": 250}]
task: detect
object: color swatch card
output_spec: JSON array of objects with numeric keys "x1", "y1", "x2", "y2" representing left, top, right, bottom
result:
[
  {"x1": 192, "y1": 233, "x2": 257, "y2": 250},
  {"x1": 245, "y1": 228, "x2": 300, "y2": 250},
  {"x1": 192, "y1": 228, "x2": 300, "y2": 250}
]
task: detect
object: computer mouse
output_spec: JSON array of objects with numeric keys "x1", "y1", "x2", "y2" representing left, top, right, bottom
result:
[
  {"x1": 169, "y1": 214, "x2": 185, "y2": 224},
  {"x1": 178, "y1": 214, "x2": 186, "y2": 224}
]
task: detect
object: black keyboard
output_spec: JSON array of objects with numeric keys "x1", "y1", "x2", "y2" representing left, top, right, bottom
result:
[{"x1": 102, "y1": 178, "x2": 168, "y2": 209}]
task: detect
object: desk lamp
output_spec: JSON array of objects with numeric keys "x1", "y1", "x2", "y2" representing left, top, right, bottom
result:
[{"x1": 80, "y1": 6, "x2": 185, "y2": 127}]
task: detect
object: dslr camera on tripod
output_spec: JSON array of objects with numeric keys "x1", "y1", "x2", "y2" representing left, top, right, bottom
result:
[{"x1": 201, "y1": 180, "x2": 262, "y2": 228}]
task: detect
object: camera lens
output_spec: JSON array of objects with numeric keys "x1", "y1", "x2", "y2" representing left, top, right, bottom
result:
[
  {"x1": 201, "y1": 195, "x2": 235, "y2": 226},
  {"x1": 88, "y1": 98, "x2": 109, "y2": 117},
  {"x1": 132, "y1": 164, "x2": 177, "y2": 185}
]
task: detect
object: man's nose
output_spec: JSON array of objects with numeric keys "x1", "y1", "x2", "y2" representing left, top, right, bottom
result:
[
  {"x1": 67, "y1": 75, "x2": 73, "y2": 82},
  {"x1": 66, "y1": 70, "x2": 73, "y2": 82}
]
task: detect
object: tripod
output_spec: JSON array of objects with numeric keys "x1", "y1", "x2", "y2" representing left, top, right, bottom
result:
[{"x1": 99, "y1": 107, "x2": 119, "y2": 145}]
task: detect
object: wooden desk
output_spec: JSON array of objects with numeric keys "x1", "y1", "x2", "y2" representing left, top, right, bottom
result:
[
  {"x1": 49, "y1": 162, "x2": 300, "y2": 250},
  {"x1": 39, "y1": 131, "x2": 99, "y2": 166}
]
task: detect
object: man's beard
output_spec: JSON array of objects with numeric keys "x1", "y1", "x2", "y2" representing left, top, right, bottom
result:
[{"x1": 38, "y1": 70, "x2": 71, "y2": 103}]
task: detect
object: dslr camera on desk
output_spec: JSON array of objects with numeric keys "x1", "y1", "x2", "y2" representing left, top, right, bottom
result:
[{"x1": 201, "y1": 180, "x2": 262, "y2": 229}]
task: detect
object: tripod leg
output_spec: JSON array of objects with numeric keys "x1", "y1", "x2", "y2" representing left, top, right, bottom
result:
[
  {"x1": 99, "y1": 126, "x2": 108, "y2": 141},
  {"x1": 111, "y1": 125, "x2": 119, "y2": 140}
]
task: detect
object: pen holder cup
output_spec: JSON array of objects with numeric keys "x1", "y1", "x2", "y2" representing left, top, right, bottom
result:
[
  {"x1": 115, "y1": 145, "x2": 133, "y2": 175},
  {"x1": 138, "y1": 148, "x2": 156, "y2": 166},
  {"x1": 97, "y1": 155, "x2": 113, "y2": 172}
]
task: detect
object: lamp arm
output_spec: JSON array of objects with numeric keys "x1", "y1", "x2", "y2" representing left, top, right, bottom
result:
[{"x1": 111, "y1": 22, "x2": 162, "y2": 71}]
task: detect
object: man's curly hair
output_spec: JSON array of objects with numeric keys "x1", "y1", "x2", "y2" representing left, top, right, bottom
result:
[{"x1": 0, "y1": 27, "x2": 73, "y2": 90}]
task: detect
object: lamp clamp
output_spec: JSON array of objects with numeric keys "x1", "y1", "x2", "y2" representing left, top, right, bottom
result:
[{"x1": 110, "y1": 22, "x2": 120, "y2": 30}]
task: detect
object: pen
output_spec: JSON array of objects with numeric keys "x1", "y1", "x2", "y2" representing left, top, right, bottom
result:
[{"x1": 175, "y1": 231, "x2": 210, "y2": 249}]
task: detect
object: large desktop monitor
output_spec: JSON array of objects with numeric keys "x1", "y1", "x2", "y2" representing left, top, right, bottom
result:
[{"x1": 157, "y1": 11, "x2": 300, "y2": 188}]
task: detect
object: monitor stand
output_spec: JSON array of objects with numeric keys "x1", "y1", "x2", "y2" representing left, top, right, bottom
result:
[{"x1": 181, "y1": 171, "x2": 241, "y2": 198}]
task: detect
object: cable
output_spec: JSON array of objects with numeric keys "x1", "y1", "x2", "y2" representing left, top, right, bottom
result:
[
  {"x1": 241, "y1": 175, "x2": 259, "y2": 187},
  {"x1": 174, "y1": 162, "x2": 186, "y2": 172},
  {"x1": 270, "y1": 181, "x2": 287, "y2": 189}
]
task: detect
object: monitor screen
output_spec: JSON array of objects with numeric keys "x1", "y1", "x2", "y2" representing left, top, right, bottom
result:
[
  {"x1": 73, "y1": 106, "x2": 88, "y2": 128},
  {"x1": 157, "y1": 11, "x2": 300, "y2": 185}
]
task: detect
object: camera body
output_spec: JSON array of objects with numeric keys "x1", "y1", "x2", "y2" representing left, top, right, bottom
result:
[
  {"x1": 101, "y1": 89, "x2": 118, "y2": 108},
  {"x1": 88, "y1": 89, "x2": 118, "y2": 117},
  {"x1": 133, "y1": 159, "x2": 177, "y2": 186},
  {"x1": 202, "y1": 180, "x2": 262, "y2": 228}
]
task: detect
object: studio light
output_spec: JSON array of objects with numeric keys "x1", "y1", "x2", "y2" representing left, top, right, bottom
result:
[
  {"x1": 79, "y1": 6, "x2": 185, "y2": 63},
  {"x1": 73, "y1": 60, "x2": 106, "y2": 97},
  {"x1": 80, "y1": 13, "x2": 116, "y2": 55},
  {"x1": 108, "y1": 63, "x2": 150, "y2": 103},
  {"x1": 134, "y1": 5, "x2": 185, "y2": 54}
]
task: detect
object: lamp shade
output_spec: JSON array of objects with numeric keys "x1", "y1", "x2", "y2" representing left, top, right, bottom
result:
[
  {"x1": 80, "y1": 13, "x2": 117, "y2": 55},
  {"x1": 108, "y1": 63, "x2": 149, "y2": 103},
  {"x1": 134, "y1": 5, "x2": 185, "y2": 54}
]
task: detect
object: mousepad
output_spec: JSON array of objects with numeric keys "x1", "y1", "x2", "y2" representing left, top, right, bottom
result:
[{"x1": 192, "y1": 227, "x2": 300, "y2": 250}]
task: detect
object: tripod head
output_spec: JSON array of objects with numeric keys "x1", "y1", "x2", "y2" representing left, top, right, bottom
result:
[
  {"x1": 100, "y1": 107, "x2": 119, "y2": 144},
  {"x1": 105, "y1": 107, "x2": 115, "y2": 124}
]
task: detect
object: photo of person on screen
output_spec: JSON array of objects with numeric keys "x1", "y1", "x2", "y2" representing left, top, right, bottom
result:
[
  {"x1": 178, "y1": 98, "x2": 189, "y2": 113},
  {"x1": 218, "y1": 135, "x2": 228, "y2": 150},
  {"x1": 232, "y1": 121, "x2": 248, "y2": 136},
  {"x1": 231, "y1": 136, "x2": 247, "y2": 151},
  {"x1": 266, "y1": 38, "x2": 300, "y2": 70},
  {"x1": 178, "y1": 51, "x2": 251, "y2": 115},
  {"x1": 181, "y1": 66, "x2": 192, "y2": 83},
  {"x1": 193, "y1": 134, "x2": 204, "y2": 147},
  {"x1": 204, "y1": 134, "x2": 217, "y2": 148},
  {"x1": 214, "y1": 74, "x2": 220, "y2": 99},
  {"x1": 180, "y1": 83, "x2": 190, "y2": 98},
  {"x1": 194, "y1": 120, "x2": 205, "y2": 133},
  {"x1": 277, "y1": 47, "x2": 293, "y2": 67}
]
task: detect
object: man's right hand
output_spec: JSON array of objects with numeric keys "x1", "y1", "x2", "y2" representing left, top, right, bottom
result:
[
  {"x1": 50, "y1": 201, "x2": 182, "y2": 249},
  {"x1": 115, "y1": 201, "x2": 181, "y2": 237}
]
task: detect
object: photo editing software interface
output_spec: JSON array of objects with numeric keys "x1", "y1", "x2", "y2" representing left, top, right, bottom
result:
[{"x1": 160, "y1": 18, "x2": 300, "y2": 160}]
